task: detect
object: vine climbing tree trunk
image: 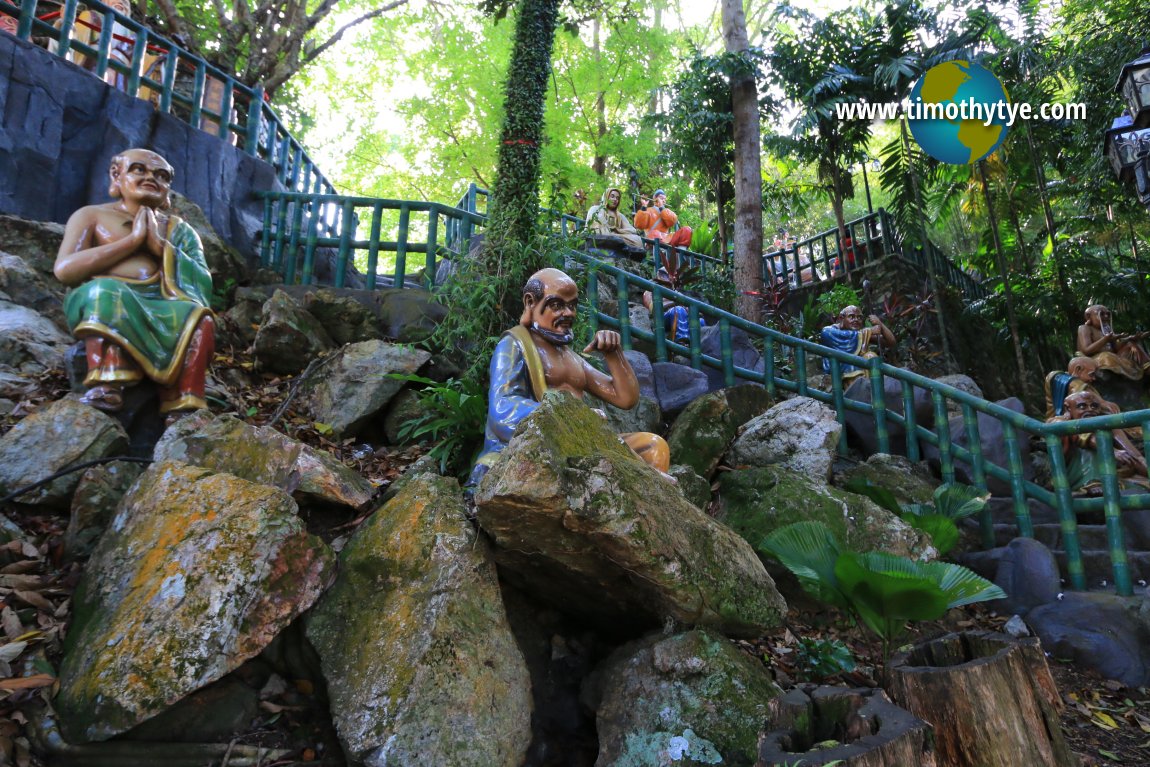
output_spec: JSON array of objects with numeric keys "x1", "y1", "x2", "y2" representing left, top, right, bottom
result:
[
  {"x1": 721, "y1": 0, "x2": 763, "y2": 324},
  {"x1": 485, "y1": 0, "x2": 561, "y2": 256}
]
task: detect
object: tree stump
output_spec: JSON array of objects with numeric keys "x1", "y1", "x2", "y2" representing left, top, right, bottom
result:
[
  {"x1": 886, "y1": 630, "x2": 1077, "y2": 767},
  {"x1": 757, "y1": 685, "x2": 937, "y2": 767}
]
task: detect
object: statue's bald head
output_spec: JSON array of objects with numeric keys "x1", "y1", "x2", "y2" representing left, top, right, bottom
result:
[
  {"x1": 108, "y1": 148, "x2": 174, "y2": 208},
  {"x1": 1068, "y1": 356, "x2": 1098, "y2": 381},
  {"x1": 1064, "y1": 390, "x2": 1104, "y2": 420},
  {"x1": 837, "y1": 305, "x2": 864, "y2": 330},
  {"x1": 520, "y1": 269, "x2": 579, "y2": 345}
]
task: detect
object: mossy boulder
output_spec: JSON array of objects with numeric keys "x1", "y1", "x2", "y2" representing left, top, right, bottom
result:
[
  {"x1": 586, "y1": 629, "x2": 781, "y2": 767},
  {"x1": 307, "y1": 473, "x2": 531, "y2": 767},
  {"x1": 154, "y1": 411, "x2": 374, "y2": 508},
  {"x1": 475, "y1": 392, "x2": 786, "y2": 638},
  {"x1": 670, "y1": 464, "x2": 712, "y2": 511},
  {"x1": 0, "y1": 398, "x2": 128, "y2": 507},
  {"x1": 252, "y1": 290, "x2": 334, "y2": 374},
  {"x1": 666, "y1": 384, "x2": 774, "y2": 479},
  {"x1": 302, "y1": 288, "x2": 384, "y2": 346},
  {"x1": 715, "y1": 466, "x2": 935, "y2": 563},
  {"x1": 56, "y1": 461, "x2": 334, "y2": 743},
  {"x1": 835, "y1": 453, "x2": 940, "y2": 506}
]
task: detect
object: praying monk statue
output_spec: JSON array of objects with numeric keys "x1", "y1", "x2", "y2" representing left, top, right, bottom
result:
[
  {"x1": 54, "y1": 148, "x2": 215, "y2": 419},
  {"x1": 1076, "y1": 304, "x2": 1150, "y2": 381},
  {"x1": 469, "y1": 268, "x2": 669, "y2": 485},
  {"x1": 819, "y1": 305, "x2": 895, "y2": 382}
]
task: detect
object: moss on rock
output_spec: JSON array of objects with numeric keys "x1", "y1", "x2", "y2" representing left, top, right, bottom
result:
[{"x1": 716, "y1": 466, "x2": 935, "y2": 562}]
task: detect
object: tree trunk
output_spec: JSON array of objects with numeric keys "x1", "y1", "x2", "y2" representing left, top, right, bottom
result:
[
  {"x1": 592, "y1": 18, "x2": 607, "y2": 177},
  {"x1": 887, "y1": 631, "x2": 1077, "y2": 767},
  {"x1": 758, "y1": 686, "x2": 936, "y2": 767},
  {"x1": 830, "y1": 166, "x2": 849, "y2": 278},
  {"x1": 721, "y1": 0, "x2": 763, "y2": 324}
]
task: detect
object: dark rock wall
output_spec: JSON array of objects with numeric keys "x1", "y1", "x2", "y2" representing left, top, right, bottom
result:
[{"x1": 0, "y1": 32, "x2": 283, "y2": 261}]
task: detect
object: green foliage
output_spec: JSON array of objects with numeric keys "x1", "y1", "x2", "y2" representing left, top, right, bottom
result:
[
  {"x1": 796, "y1": 297, "x2": 823, "y2": 342},
  {"x1": 844, "y1": 480, "x2": 989, "y2": 556},
  {"x1": 795, "y1": 637, "x2": 857, "y2": 680},
  {"x1": 814, "y1": 285, "x2": 861, "y2": 321},
  {"x1": 387, "y1": 374, "x2": 487, "y2": 476},
  {"x1": 689, "y1": 221, "x2": 721, "y2": 260},
  {"x1": 762, "y1": 520, "x2": 1005, "y2": 662}
]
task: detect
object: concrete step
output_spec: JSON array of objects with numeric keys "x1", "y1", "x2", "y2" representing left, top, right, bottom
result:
[{"x1": 1052, "y1": 550, "x2": 1150, "y2": 589}]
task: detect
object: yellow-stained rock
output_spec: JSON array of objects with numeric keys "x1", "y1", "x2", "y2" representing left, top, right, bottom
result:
[
  {"x1": 56, "y1": 461, "x2": 334, "y2": 743},
  {"x1": 306, "y1": 473, "x2": 532, "y2": 767}
]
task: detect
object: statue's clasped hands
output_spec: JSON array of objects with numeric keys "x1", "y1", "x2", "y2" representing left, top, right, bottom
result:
[{"x1": 130, "y1": 206, "x2": 169, "y2": 258}]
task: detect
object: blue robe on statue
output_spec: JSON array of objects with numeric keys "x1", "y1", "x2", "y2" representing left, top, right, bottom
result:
[{"x1": 819, "y1": 325, "x2": 877, "y2": 379}]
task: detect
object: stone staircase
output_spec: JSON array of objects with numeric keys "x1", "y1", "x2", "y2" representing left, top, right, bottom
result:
[{"x1": 965, "y1": 497, "x2": 1150, "y2": 589}]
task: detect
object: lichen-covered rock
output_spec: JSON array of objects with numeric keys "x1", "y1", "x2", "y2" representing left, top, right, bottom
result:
[
  {"x1": 586, "y1": 629, "x2": 781, "y2": 767},
  {"x1": 252, "y1": 290, "x2": 334, "y2": 374},
  {"x1": 727, "y1": 396, "x2": 840, "y2": 481},
  {"x1": 0, "y1": 214, "x2": 63, "y2": 276},
  {"x1": 667, "y1": 385, "x2": 774, "y2": 479},
  {"x1": 0, "y1": 300, "x2": 72, "y2": 373},
  {"x1": 475, "y1": 392, "x2": 786, "y2": 638},
  {"x1": 379, "y1": 288, "x2": 447, "y2": 343},
  {"x1": 0, "y1": 398, "x2": 128, "y2": 506},
  {"x1": 834, "y1": 453, "x2": 939, "y2": 506},
  {"x1": 307, "y1": 473, "x2": 531, "y2": 767},
  {"x1": 300, "y1": 339, "x2": 431, "y2": 437},
  {"x1": 716, "y1": 466, "x2": 935, "y2": 563},
  {"x1": 56, "y1": 461, "x2": 334, "y2": 742},
  {"x1": 154, "y1": 411, "x2": 374, "y2": 508},
  {"x1": 65, "y1": 460, "x2": 145, "y2": 560}
]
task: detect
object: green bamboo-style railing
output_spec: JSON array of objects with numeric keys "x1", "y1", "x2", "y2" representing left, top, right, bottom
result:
[
  {"x1": 255, "y1": 187, "x2": 1150, "y2": 595},
  {"x1": 255, "y1": 191, "x2": 486, "y2": 289},
  {"x1": 3, "y1": 0, "x2": 336, "y2": 203},
  {"x1": 566, "y1": 252, "x2": 1150, "y2": 596}
]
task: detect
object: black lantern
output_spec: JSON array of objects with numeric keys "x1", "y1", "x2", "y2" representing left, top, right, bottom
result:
[
  {"x1": 1117, "y1": 47, "x2": 1150, "y2": 129},
  {"x1": 1135, "y1": 156, "x2": 1150, "y2": 207},
  {"x1": 1104, "y1": 115, "x2": 1150, "y2": 182}
]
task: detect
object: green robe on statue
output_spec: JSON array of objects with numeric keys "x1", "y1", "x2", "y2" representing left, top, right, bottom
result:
[{"x1": 63, "y1": 216, "x2": 213, "y2": 386}]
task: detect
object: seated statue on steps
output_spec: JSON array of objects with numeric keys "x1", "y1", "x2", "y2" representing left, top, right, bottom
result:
[
  {"x1": 470, "y1": 268, "x2": 669, "y2": 485},
  {"x1": 634, "y1": 189, "x2": 692, "y2": 249},
  {"x1": 585, "y1": 187, "x2": 646, "y2": 257},
  {"x1": 1045, "y1": 357, "x2": 1115, "y2": 419},
  {"x1": 1048, "y1": 390, "x2": 1148, "y2": 494},
  {"x1": 54, "y1": 148, "x2": 215, "y2": 418},
  {"x1": 1076, "y1": 304, "x2": 1150, "y2": 381},
  {"x1": 819, "y1": 305, "x2": 895, "y2": 382}
]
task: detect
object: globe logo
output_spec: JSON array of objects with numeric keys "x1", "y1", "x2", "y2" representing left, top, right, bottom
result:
[{"x1": 907, "y1": 61, "x2": 1011, "y2": 165}]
